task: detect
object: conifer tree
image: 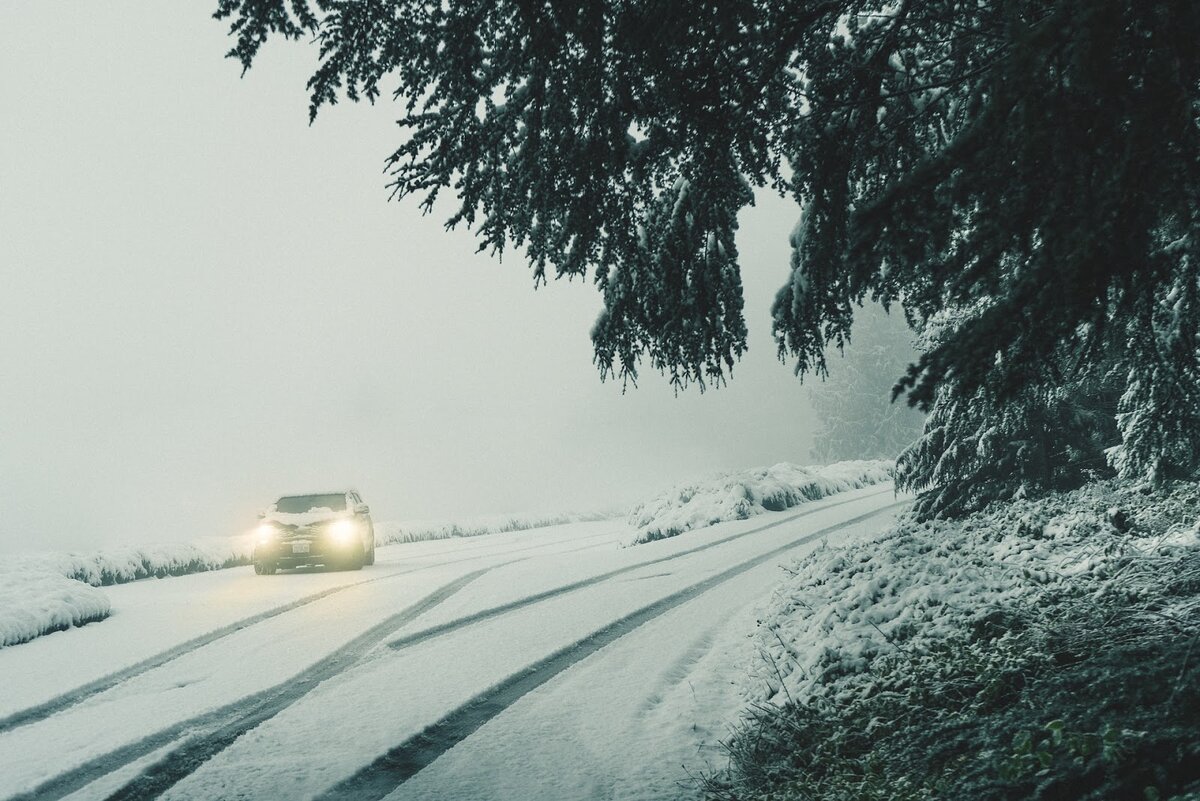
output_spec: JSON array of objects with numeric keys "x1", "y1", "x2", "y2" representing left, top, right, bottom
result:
[
  {"x1": 213, "y1": 0, "x2": 1200, "y2": 504},
  {"x1": 895, "y1": 308, "x2": 1124, "y2": 516}
]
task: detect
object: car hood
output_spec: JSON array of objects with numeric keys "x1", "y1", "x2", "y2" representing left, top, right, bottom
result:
[{"x1": 263, "y1": 508, "x2": 346, "y2": 528}]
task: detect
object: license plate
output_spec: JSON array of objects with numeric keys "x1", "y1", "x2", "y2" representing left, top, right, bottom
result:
[{"x1": 292, "y1": 541, "x2": 310, "y2": 554}]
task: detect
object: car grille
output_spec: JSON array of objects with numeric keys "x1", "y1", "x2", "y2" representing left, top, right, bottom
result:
[{"x1": 278, "y1": 525, "x2": 322, "y2": 541}]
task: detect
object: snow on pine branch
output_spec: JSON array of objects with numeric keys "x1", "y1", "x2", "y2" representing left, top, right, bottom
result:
[{"x1": 627, "y1": 460, "x2": 895, "y2": 545}]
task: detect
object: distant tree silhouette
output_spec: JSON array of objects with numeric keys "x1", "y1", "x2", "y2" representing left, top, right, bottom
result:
[{"x1": 809, "y1": 306, "x2": 924, "y2": 463}]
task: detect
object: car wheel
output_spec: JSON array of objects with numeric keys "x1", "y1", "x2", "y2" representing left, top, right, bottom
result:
[
  {"x1": 254, "y1": 561, "x2": 277, "y2": 576},
  {"x1": 343, "y1": 544, "x2": 365, "y2": 571},
  {"x1": 365, "y1": 537, "x2": 376, "y2": 566}
]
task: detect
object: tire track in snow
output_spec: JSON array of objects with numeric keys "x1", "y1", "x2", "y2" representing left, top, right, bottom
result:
[
  {"x1": 0, "y1": 571, "x2": 401, "y2": 736},
  {"x1": 317, "y1": 502, "x2": 907, "y2": 801},
  {"x1": 384, "y1": 488, "x2": 894, "y2": 654},
  {"x1": 637, "y1": 625, "x2": 720, "y2": 717},
  {"x1": 0, "y1": 528, "x2": 612, "y2": 735},
  {"x1": 8, "y1": 566, "x2": 499, "y2": 801}
]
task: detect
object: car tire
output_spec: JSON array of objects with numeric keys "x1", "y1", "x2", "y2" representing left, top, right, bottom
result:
[
  {"x1": 365, "y1": 537, "x2": 376, "y2": 566},
  {"x1": 254, "y1": 560, "x2": 277, "y2": 576},
  {"x1": 343, "y1": 544, "x2": 365, "y2": 571}
]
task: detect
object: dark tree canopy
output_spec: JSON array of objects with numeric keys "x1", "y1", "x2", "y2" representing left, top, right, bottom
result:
[
  {"x1": 895, "y1": 305, "x2": 1124, "y2": 516},
  {"x1": 214, "y1": 0, "x2": 1200, "y2": 495}
]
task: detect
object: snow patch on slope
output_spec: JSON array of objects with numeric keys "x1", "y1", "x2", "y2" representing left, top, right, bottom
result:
[
  {"x1": 628, "y1": 460, "x2": 894, "y2": 544},
  {"x1": 742, "y1": 479, "x2": 1200, "y2": 708},
  {"x1": 0, "y1": 570, "x2": 111, "y2": 648}
]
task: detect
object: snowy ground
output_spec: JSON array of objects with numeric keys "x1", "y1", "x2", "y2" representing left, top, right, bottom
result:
[
  {"x1": 0, "y1": 510, "x2": 616, "y2": 650},
  {"x1": 628, "y1": 460, "x2": 893, "y2": 543},
  {"x1": 3, "y1": 460, "x2": 879, "y2": 651},
  {"x1": 743, "y1": 480, "x2": 1200, "y2": 710},
  {"x1": 0, "y1": 484, "x2": 903, "y2": 801},
  {"x1": 705, "y1": 479, "x2": 1200, "y2": 800}
]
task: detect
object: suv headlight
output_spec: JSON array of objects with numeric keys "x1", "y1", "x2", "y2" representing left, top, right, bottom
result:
[
  {"x1": 256, "y1": 524, "x2": 280, "y2": 544},
  {"x1": 329, "y1": 519, "x2": 357, "y2": 544}
]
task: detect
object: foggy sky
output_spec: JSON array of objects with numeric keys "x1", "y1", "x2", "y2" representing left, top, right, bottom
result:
[{"x1": 2, "y1": 2, "x2": 842, "y2": 553}]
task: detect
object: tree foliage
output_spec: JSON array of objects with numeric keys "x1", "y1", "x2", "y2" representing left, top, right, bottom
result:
[
  {"x1": 213, "y1": 0, "x2": 1200, "y2": 498},
  {"x1": 895, "y1": 307, "x2": 1124, "y2": 516}
]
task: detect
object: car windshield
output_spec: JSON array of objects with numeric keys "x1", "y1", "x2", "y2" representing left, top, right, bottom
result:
[{"x1": 274, "y1": 494, "x2": 346, "y2": 513}]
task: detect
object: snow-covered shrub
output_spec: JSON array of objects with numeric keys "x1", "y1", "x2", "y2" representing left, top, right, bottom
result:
[
  {"x1": 894, "y1": 303, "x2": 1124, "y2": 519},
  {"x1": 375, "y1": 510, "x2": 613, "y2": 546},
  {"x1": 10, "y1": 537, "x2": 255, "y2": 587},
  {"x1": 895, "y1": 376, "x2": 1122, "y2": 519},
  {"x1": 0, "y1": 570, "x2": 111, "y2": 648},
  {"x1": 1108, "y1": 256, "x2": 1200, "y2": 485},
  {"x1": 704, "y1": 479, "x2": 1200, "y2": 801},
  {"x1": 627, "y1": 460, "x2": 894, "y2": 544}
]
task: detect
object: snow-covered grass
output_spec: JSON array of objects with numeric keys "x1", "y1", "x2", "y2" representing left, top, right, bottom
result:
[
  {"x1": 375, "y1": 510, "x2": 614, "y2": 546},
  {"x1": 627, "y1": 460, "x2": 894, "y2": 544},
  {"x1": 0, "y1": 538, "x2": 252, "y2": 649},
  {"x1": 705, "y1": 479, "x2": 1200, "y2": 801},
  {"x1": 9, "y1": 538, "x2": 256, "y2": 588},
  {"x1": 0, "y1": 570, "x2": 111, "y2": 648}
]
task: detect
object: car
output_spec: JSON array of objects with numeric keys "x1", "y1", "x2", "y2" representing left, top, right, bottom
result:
[{"x1": 252, "y1": 490, "x2": 376, "y2": 575}]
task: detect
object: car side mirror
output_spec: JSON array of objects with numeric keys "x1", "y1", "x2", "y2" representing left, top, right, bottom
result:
[{"x1": 355, "y1": 503, "x2": 370, "y2": 515}]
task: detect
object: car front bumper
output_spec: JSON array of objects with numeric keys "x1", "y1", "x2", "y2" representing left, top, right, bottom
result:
[{"x1": 253, "y1": 536, "x2": 357, "y2": 567}]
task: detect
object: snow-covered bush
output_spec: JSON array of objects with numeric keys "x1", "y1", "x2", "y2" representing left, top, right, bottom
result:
[
  {"x1": 742, "y1": 479, "x2": 1200, "y2": 708},
  {"x1": 0, "y1": 570, "x2": 111, "y2": 648},
  {"x1": 627, "y1": 460, "x2": 894, "y2": 544},
  {"x1": 894, "y1": 303, "x2": 1125, "y2": 519},
  {"x1": 704, "y1": 479, "x2": 1200, "y2": 801},
  {"x1": 375, "y1": 510, "x2": 613, "y2": 546},
  {"x1": 9, "y1": 537, "x2": 255, "y2": 587}
]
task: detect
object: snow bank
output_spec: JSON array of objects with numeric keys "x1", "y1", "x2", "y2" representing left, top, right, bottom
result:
[
  {"x1": 9, "y1": 536, "x2": 255, "y2": 587},
  {"x1": 742, "y1": 479, "x2": 1200, "y2": 708},
  {"x1": 0, "y1": 569, "x2": 111, "y2": 648},
  {"x1": 375, "y1": 510, "x2": 614, "y2": 546},
  {"x1": 0, "y1": 537, "x2": 255, "y2": 648},
  {"x1": 627, "y1": 460, "x2": 895, "y2": 544}
]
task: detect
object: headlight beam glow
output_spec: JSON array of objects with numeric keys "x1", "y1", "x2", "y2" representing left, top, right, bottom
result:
[{"x1": 329, "y1": 519, "x2": 357, "y2": 544}]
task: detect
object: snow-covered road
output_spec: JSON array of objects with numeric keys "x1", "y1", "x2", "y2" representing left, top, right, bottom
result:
[{"x1": 0, "y1": 485, "x2": 904, "y2": 801}]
